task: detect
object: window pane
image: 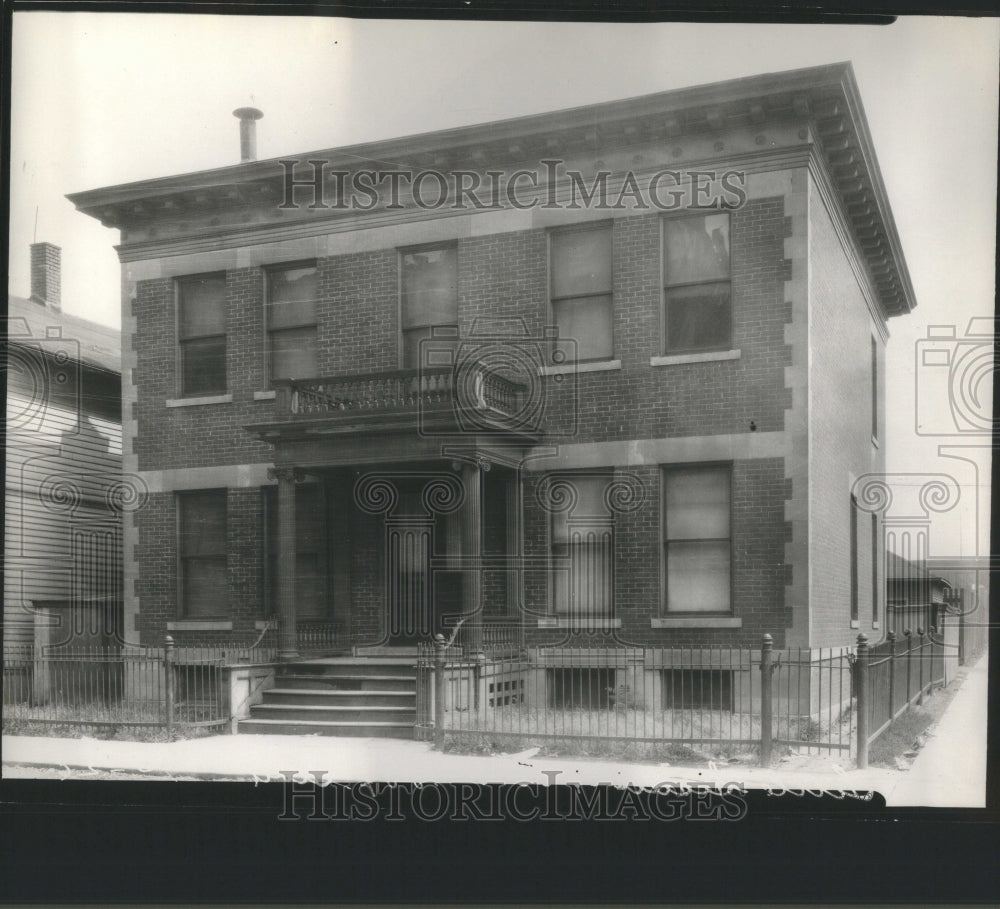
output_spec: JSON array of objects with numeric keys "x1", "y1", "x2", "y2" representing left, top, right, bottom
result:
[
  {"x1": 554, "y1": 536, "x2": 612, "y2": 615},
  {"x1": 267, "y1": 266, "x2": 317, "y2": 329},
  {"x1": 401, "y1": 247, "x2": 458, "y2": 328},
  {"x1": 183, "y1": 558, "x2": 228, "y2": 616},
  {"x1": 270, "y1": 327, "x2": 317, "y2": 381},
  {"x1": 667, "y1": 541, "x2": 730, "y2": 611},
  {"x1": 665, "y1": 467, "x2": 730, "y2": 540},
  {"x1": 402, "y1": 326, "x2": 457, "y2": 369},
  {"x1": 553, "y1": 295, "x2": 613, "y2": 361},
  {"x1": 180, "y1": 492, "x2": 227, "y2": 557},
  {"x1": 665, "y1": 282, "x2": 731, "y2": 352},
  {"x1": 179, "y1": 274, "x2": 226, "y2": 338},
  {"x1": 551, "y1": 475, "x2": 610, "y2": 543},
  {"x1": 663, "y1": 215, "x2": 730, "y2": 284},
  {"x1": 182, "y1": 336, "x2": 226, "y2": 396},
  {"x1": 551, "y1": 226, "x2": 612, "y2": 298}
]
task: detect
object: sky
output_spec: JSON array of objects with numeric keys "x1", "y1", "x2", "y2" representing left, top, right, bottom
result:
[{"x1": 8, "y1": 13, "x2": 998, "y2": 556}]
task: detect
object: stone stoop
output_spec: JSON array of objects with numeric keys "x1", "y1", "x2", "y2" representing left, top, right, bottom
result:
[{"x1": 238, "y1": 657, "x2": 417, "y2": 738}]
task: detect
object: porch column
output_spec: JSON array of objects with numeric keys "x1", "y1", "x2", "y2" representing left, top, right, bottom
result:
[
  {"x1": 461, "y1": 460, "x2": 485, "y2": 653},
  {"x1": 270, "y1": 467, "x2": 298, "y2": 660}
]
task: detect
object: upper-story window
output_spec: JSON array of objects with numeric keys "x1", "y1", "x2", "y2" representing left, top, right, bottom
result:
[
  {"x1": 178, "y1": 273, "x2": 227, "y2": 396},
  {"x1": 266, "y1": 264, "x2": 318, "y2": 383},
  {"x1": 663, "y1": 464, "x2": 732, "y2": 613},
  {"x1": 550, "y1": 223, "x2": 614, "y2": 363},
  {"x1": 401, "y1": 245, "x2": 458, "y2": 369},
  {"x1": 662, "y1": 213, "x2": 731, "y2": 354}
]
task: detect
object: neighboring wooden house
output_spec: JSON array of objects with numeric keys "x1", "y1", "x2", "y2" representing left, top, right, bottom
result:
[
  {"x1": 925, "y1": 556, "x2": 990, "y2": 666},
  {"x1": 4, "y1": 243, "x2": 123, "y2": 650},
  {"x1": 885, "y1": 550, "x2": 952, "y2": 636}
]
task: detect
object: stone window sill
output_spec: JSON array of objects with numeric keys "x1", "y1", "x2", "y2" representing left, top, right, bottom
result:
[
  {"x1": 166, "y1": 620, "x2": 233, "y2": 632},
  {"x1": 254, "y1": 390, "x2": 277, "y2": 401},
  {"x1": 850, "y1": 619, "x2": 860, "y2": 629},
  {"x1": 537, "y1": 617, "x2": 622, "y2": 629},
  {"x1": 872, "y1": 621, "x2": 881, "y2": 630},
  {"x1": 650, "y1": 349, "x2": 741, "y2": 367},
  {"x1": 651, "y1": 616, "x2": 742, "y2": 629},
  {"x1": 166, "y1": 394, "x2": 232, "y2": 408},
  {"x1": 540, "y1": 359, "x2": 622, "y2": 376}
]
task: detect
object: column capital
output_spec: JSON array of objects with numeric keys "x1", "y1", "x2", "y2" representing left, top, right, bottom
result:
[{"x1": 268, "y1": 466, "x2": 301, "y2": 483}]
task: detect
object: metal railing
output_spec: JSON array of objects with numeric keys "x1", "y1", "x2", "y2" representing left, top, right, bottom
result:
[
  {"x1": 415, "y1": 634, "x2": 855, "y2": 763},
  {"x1": 858, "y1": 627, "x2": 948, "y2": 765},
  {"x1": 273, "y1": 366, "x2": 526, "y2": 420},
  {"x1": 2, "y1": 622, "x2": 347, "y2": 737},
  {"x1": 2, "y1": 639, "x2": 229, "y2": 736}
]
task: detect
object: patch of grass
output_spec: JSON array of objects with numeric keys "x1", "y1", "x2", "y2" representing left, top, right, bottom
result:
[
  {"x1": 3, "y1": 702, "x2": 224, "y2": 742},
  {"x1": 868, "y1": 672, "x2": 965, "y2": 768}
]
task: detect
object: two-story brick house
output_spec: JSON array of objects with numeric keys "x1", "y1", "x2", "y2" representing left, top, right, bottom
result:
[{"x1": 68, "y1": 63, "x2": 915, "y2": 733}]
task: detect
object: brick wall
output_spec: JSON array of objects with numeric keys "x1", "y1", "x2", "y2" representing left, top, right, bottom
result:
[
  {"x1": 520, "y1": 459, "x2": 789, "y2": 649},
  {"x1": 807, "y1": 176, "x2": 887, "y2": 647},
  {"x1": 131, "y1": 190, "x2": 802, "y2": 646},
  {"x1": 134, "y1": 488, "x2": 267, "y2": 642}
]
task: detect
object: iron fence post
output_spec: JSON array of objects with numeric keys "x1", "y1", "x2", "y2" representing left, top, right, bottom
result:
[
  {"x1": 434, "y1": 633, "x2": 447, "y2": 749},
  {"x1": 164, "y1": 635, "x2": 175, "y2": 741},
  {"x1": 917, "y1": 628, "x2": 925, "y2": 705},
  {"x1": 855, "y1": 633, "x2": 869, "y2": 769},
  {"x1": 887, "y1": 631, "x2": 896, "y2": 720},
  {"x1": 760, "y1": 634, "x2": 773, "y2": 766}
]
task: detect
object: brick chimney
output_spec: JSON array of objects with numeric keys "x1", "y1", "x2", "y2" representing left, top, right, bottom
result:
[{"x1": 30, "y1": 242, "x2": 61, "y2": 310}]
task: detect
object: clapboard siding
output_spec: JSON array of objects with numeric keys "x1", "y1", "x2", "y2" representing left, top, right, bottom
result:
[{"x1": 4, "y1": 347, "x2": 122, "y2": 645}]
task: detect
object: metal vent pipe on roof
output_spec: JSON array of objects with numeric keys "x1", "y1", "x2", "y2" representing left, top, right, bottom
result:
[{"x1": 233, "y1": 107, "x2": 264, "y2": 163}]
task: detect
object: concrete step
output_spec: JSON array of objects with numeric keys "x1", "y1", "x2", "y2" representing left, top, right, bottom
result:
[
  {"x1": 263, "y1": 688, "x2": 415, "y2": 708},
  {"x1": 249, "y1": 703, "x2": 416, "y2": 723},
  {"x1": 276, "y1": 674, "x2": 416, "y2": 692},
  {"x1": 288, "y1": 659, "x2": 416, "y2": 678},
  {"x1": 238, "y1": 718, "x2": 416, "y2": 738}
]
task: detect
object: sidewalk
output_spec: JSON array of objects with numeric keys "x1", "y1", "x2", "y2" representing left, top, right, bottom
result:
[
  {"x1": 3, "y1": 652, "x2": 988, "y2": 806},
  {"x1": 883, "y1": 650, "x2": 988, "y2": 807}
]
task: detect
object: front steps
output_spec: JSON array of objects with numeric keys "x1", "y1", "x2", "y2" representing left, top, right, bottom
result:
[{"x1": 238, "y1": 656, "x2": 418, "y2": 738}]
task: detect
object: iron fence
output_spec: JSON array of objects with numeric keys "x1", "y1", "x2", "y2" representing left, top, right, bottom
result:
[
  {"x1": 2, "y1": 640, "x2": 229, "y2": 734},
  {"x1": 416, "y1": 635, "x2": 854, "y2": 762},
  {"x1": 863, "y1": 627, "x2": 947, "y2": 753},
  {"x1": 2, "y1": 622, "x2": 347, "y2": 736}
]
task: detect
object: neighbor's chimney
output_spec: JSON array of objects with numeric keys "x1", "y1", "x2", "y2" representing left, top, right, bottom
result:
[
  {"x1": 233, "y1": 107, "x2": 264, "y2": 163},
  {"x1": 30, "y1": 242, "x2": 61, "y2": 310}
]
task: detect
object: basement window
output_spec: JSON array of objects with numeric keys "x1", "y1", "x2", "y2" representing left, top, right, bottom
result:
[
  {"x1": 661, "y1": 669, "x2": 734, "y2": 711},
  {"x1": 547, "y1": 668, "x2": 616, "y2": 710}
]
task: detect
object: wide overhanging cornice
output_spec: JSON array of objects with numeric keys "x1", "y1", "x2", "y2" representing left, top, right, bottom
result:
[{"x1": 67, "y1": 62, "x2": 916, "y2": 317}]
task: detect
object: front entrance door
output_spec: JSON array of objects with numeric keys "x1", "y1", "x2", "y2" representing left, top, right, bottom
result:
[{"x1": 385, "y1": 480, "x2": 461, "y2": 645}]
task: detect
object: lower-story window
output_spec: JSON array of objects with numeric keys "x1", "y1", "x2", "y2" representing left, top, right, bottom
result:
[
  {"x1": 178, "y1": 489, "x2": 228, "y2": 618},
  {"x1": 663, "y1": 464, "x2": 732, "y2": 613},
  {"x1": 548, "y1": 473, "x2": 614, "y2": 618}
]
